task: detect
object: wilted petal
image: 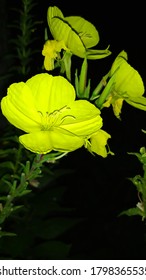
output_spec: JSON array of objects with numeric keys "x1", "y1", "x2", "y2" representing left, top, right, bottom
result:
[
  {"x1": 90, "y1": 129, "x2": 111, "y2": 157},
  {"x1": 112, "y1": 98, "x2": 124, "y2": 119},
  {"x1": 42, "y1": 40, "x2": 67, "y2": 70}
]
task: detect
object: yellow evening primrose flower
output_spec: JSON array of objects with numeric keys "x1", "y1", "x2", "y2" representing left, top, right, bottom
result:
[
  {"x1": 47, "y1": 6, "x2": 111, "y2": 59},
  {"x1": 1, "y1": 73, "x2": 107, "y2": 155},
  {"x1": 103, "y1": 50, "x2": 145, "y2": 119},
  {"x1": 42, "y1": 40, "x2": 67, "y2": 71}
]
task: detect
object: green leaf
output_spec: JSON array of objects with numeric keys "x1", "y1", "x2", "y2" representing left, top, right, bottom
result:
[
  {"x1": 119, "y1": 207, "x2": 144, "y2": 217},
  {"x1": 0, "y1": 149, "x2": 16, "y2": 158},
  {"x1": 11, "y1": 205, "x2": 23, "y2": 212},
  {"x1": 16, "y1": 190, "x2": 31, "y2": 197},
  {"x1": 0, "y1": 161, "x2": 15, "y2": 171},
  {"x1": 0, "y1": 231, "x2": 17, "y2": 237},
  {"x1": 128, "y1": 151, "x2": 146, "y2": 165}
]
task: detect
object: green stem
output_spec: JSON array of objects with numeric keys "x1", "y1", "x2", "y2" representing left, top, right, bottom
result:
[{"x1": 13, "y1": 143, "x2": 23, "y2": 175}]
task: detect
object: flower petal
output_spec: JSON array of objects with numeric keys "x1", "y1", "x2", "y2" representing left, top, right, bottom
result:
[
  {"x1": 1, "y1": 82, "x2": 40, "y2": 132},
  {"x1": 47, "y1": 6, "x2": 111, "y2": 59},
  {"x1": 65, "y1": 16, "x2": 99, "y2": 48},
  {"x1": 90, "y1": 129, "x2": 111, "y2": 157},
  {"x1": 19, "y1": 130, "x2": 84, "y2": 154},
  {"x1": 112, "y1": 98, "x2": 124, "y2": 119},
  {"x1": 26, "y1": 73, "x2": 76, "y2": 113},
  {"x1": 60, "y1": 100, "x2": 103, "y2": 136},
  {"x1": 111, "y1": 51, "x2": 145, "y2": 97},
  {"x1": 1, "y1": 73, "x2": 76, "y2": 133},
  {"x1": 47, "y1": 6, "x2": 86, "y2": 58},
  {"x1": 19, "y1": 132, "x2": 52, "y2": 153},
  {"x1": 42, "y1": 40, "x2": 67, "y2": 71}
]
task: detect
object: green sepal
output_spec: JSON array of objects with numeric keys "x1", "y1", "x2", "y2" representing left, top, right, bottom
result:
[
  {"x1": 95, "y1": 77, "x2": 115, "y2": 109},
  {"x1": 75, "y1": 69, "x2": 79, "y2": 97},
  {"x1": 84, "y1": 78, "x2": 91, "y2": 99},
  {"x1": 125, "y1": 96, "x2": 146, "y2": 111},
  {"x1": 61, "y1": 51, "x2": 72, "y2": 81},
  {"x1": 86, "y1": 47, "x2": 111, "y2": 59},
  {"x1": 78, "y1": 58, "x2": 88, "y2": 97},
  {"x1": 90, "y1": 71, "x2": 110, "y2": 101},
  {"x1": 75, "y1": 58, "x2": 91, "y2": 99}
]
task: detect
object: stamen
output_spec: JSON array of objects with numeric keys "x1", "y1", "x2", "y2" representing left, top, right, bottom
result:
[
  {"x1": 37, "y1": 106, "x2": 75, "y2": 131},
  {"x1": 59, "y1": 115, "x2": 76, "y2": 125}
]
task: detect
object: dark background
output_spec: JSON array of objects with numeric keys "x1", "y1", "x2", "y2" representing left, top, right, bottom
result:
[{"x1": 0, "y1": 0, "x2": 146, "y2": 259}]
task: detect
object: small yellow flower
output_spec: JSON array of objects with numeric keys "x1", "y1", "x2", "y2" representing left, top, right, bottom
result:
[
  {"x1": 1, "y1": 73, "x2": 106, "y2": 154},
  {"x1": 42, "y1": 40, "x2": 67, "y2": 70},
  {"x1": 103, "y1": 50, "x2": 145, "y2": 119},
  {"x1": 47, "y1": 6, "x2": 111, "y2": 59}
]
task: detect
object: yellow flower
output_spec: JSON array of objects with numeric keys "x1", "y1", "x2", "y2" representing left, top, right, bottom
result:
[
  {"x1": 1, "y1": 73, "x2": 104, "y2": 154},
  {"x1": 47, "y1": 6, "x2": 111, "y2": 59},
  {"x1": 42, "y1": 40, "x2": 67, "y2": 70},
  {"x1": 103, "y1": 50, "x2": 145, "y2": 119}
]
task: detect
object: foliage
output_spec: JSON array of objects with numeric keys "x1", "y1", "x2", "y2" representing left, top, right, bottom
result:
[{"x1": 120, "y1": 138, "x2": 146, "y2": 221}]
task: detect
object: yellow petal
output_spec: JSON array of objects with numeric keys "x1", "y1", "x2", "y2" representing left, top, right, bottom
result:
[
  {"x1": 42, "y1": 40, "x2": 67, "y2": 71},
  {"x1": 90, "y1": 129, "x2": 111, "y2": 157},
  {"x1": 1, "y1": 82, "x2": 40, "y2": 132},
  {"x1": 1, "y1": 73, "x2": 76, "y2": 133},
  {"x1": 111, "y1": 51, "x2": 145, "y2": 97},
  {"x1": 19, "y1": 130, "x2": 84, "y2": 154},
  {"x1": 65, "y1": 16, "x2": 99, "y2": 48},
  {"x1": 47, "y1": 6, "x2": 92, "y2": 58},
  {"x1": 26, "y1": 73, "x2": 76, "y2": 114},
  {"x1": 47, "y1": 6, "x2": 111, "y2": 59},
  {"x1": 60, "y1": 100, "x2": 102, "y2": 136},
  {"x1": 112, "y1": 98, "x2": 124, "y2": 119},
  {"x1": 43, "y1": 56, "x2": 55, "y2": 71}
]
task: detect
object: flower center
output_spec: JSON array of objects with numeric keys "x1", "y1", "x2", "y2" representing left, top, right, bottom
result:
[{"x1": 38, "y1": 106, "x2": 75, "y2": 131}]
